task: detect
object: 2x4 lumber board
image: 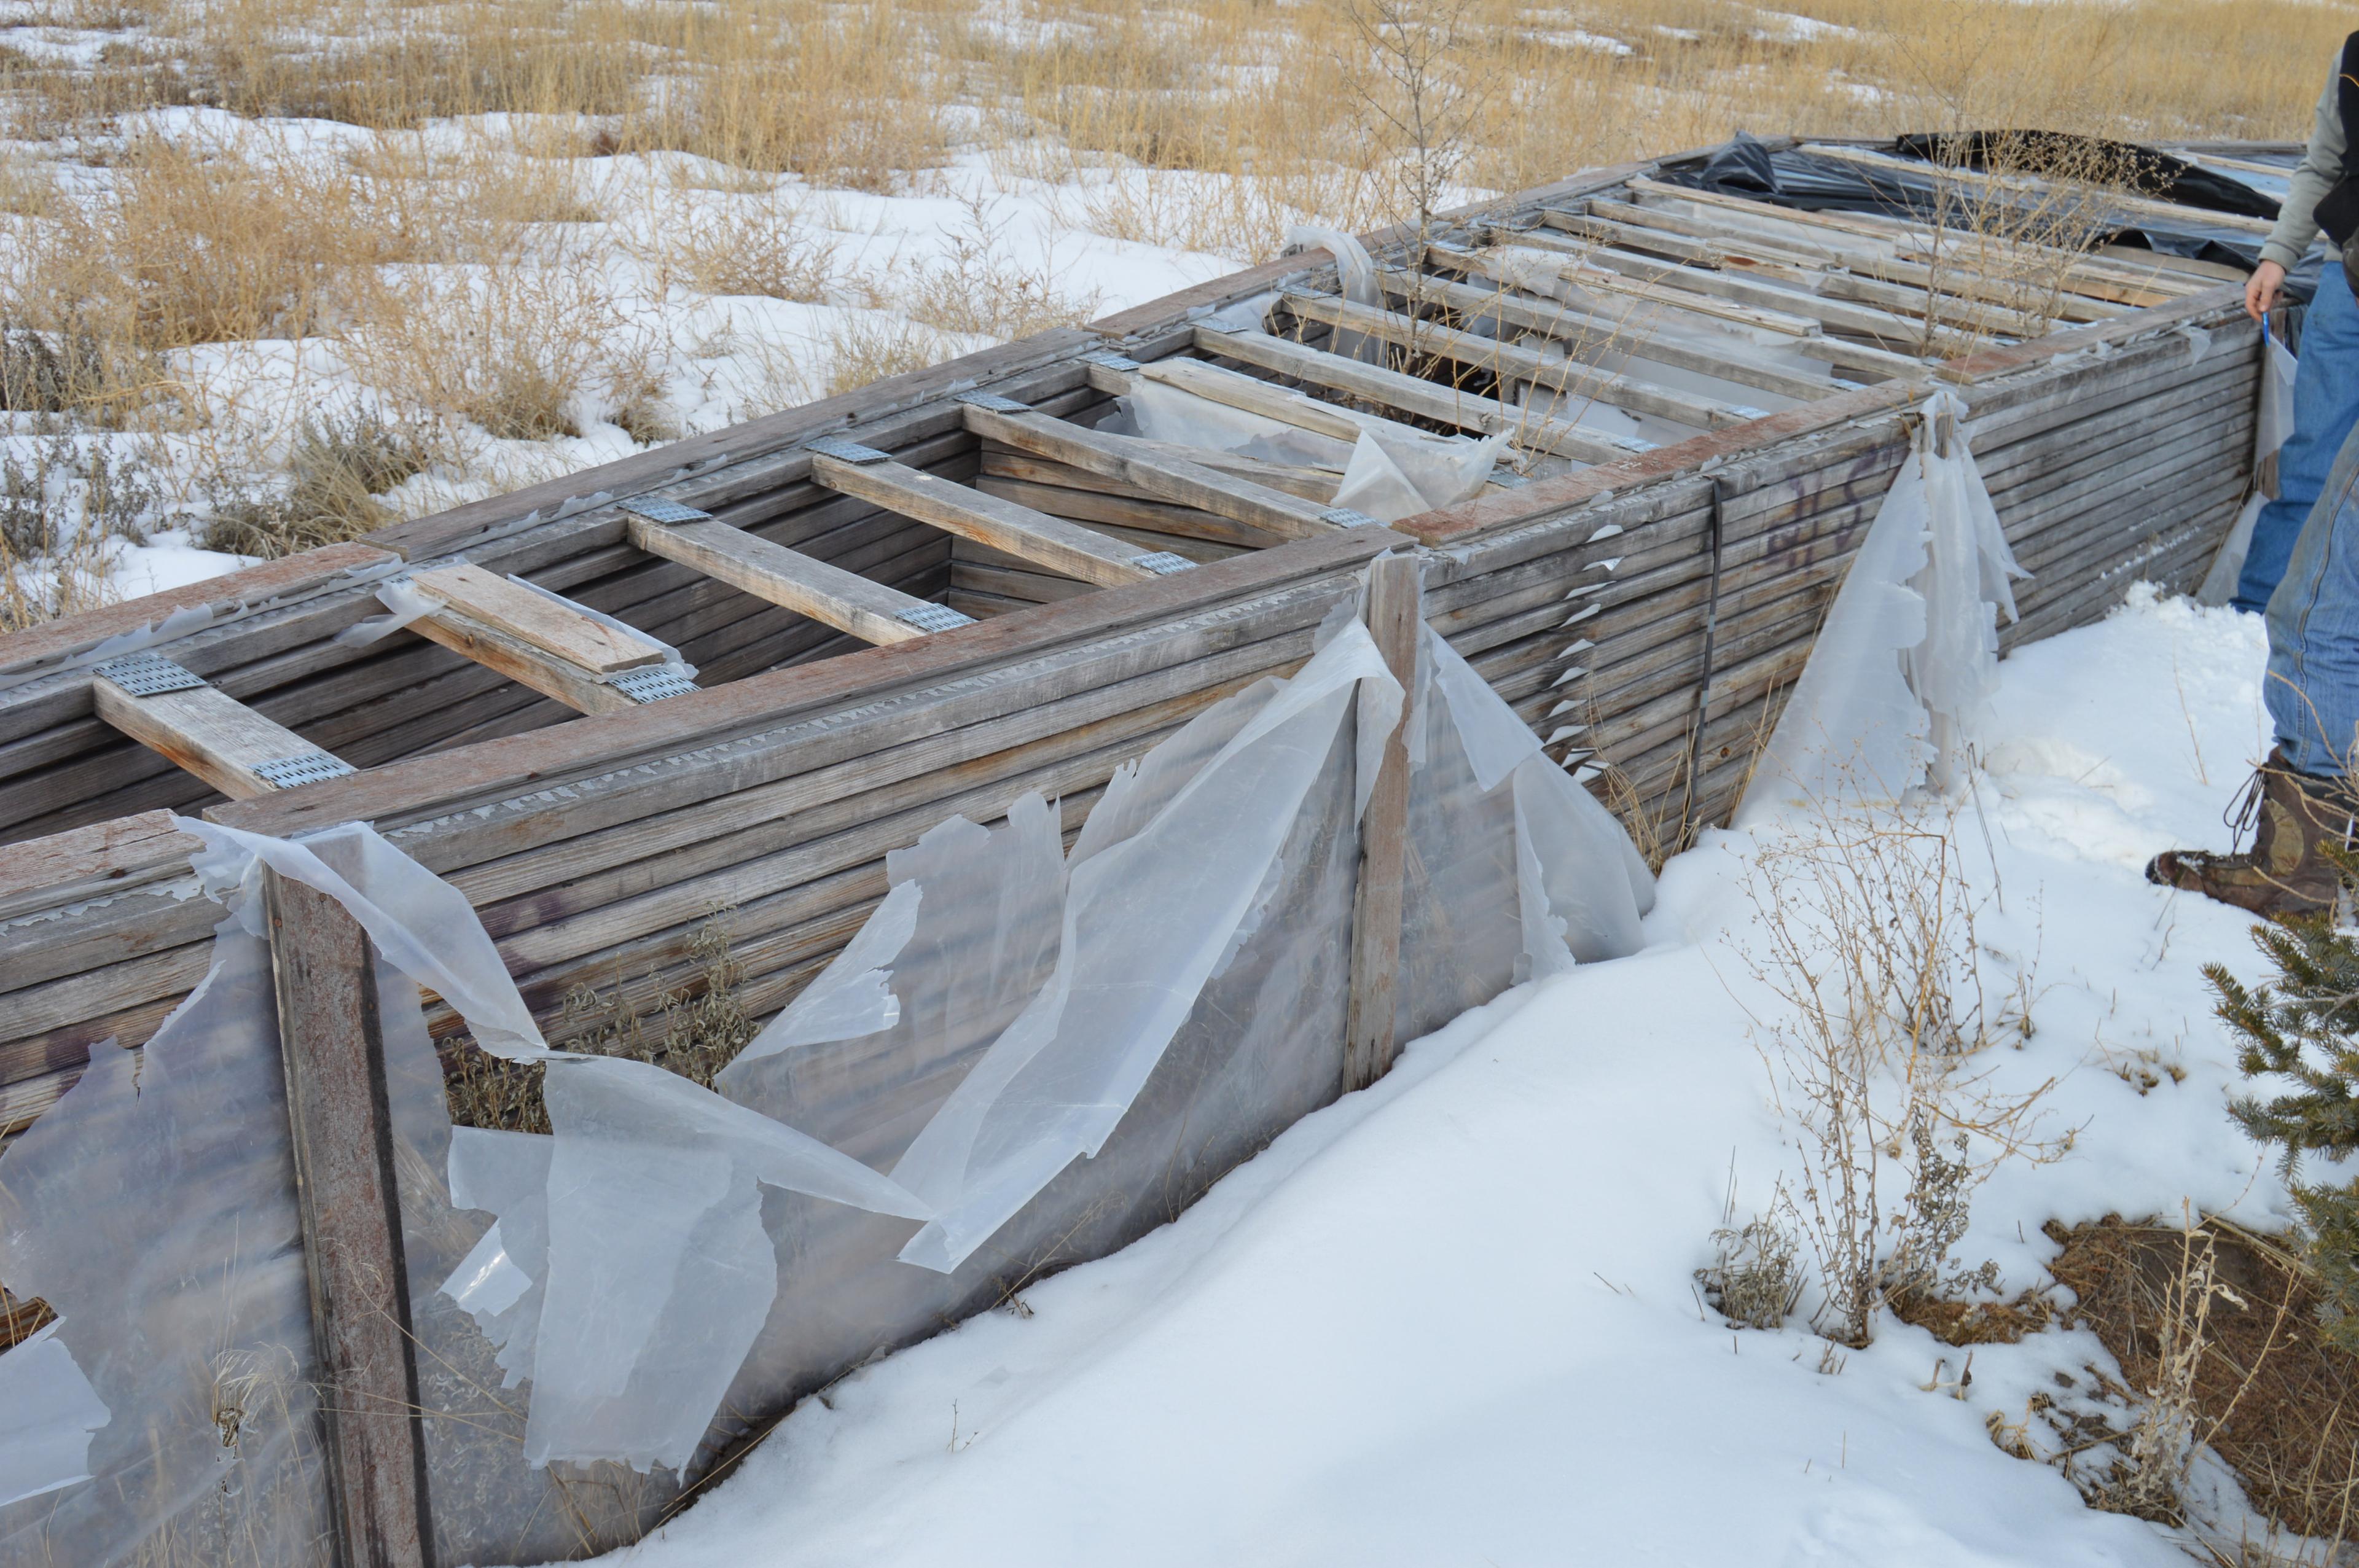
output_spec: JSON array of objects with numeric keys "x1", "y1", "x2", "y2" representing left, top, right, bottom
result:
[
  {"x1": 1535, "y1": 214, "x2": 2052, "y2": 340},
  {"x1": 366, "y1": 329, "x2": 1102, "y2": 561},
  {"x1": 810, "y1": 452, "x2": 1184, "y2": 589},
  {"x1": 1580, "y1": 198, "x2": 2129, "y2": 323},
  {"x1": 0, "y1": 938, "x2": 210, "y2": 1047},
  {"x1": 627, "y1": 514, "x2": 946, "y2": 646},
  {"x1": 93, "y1": 671, "x2": 353, "y2": 801},
  {"x1": 0, "y1": 810, "x2": 199, "y2": 922},
  {"x1": 1519, "y1": 232, "x2": 1939, "y2": 346},
  {"x1": 1585, "y1": 195, "x2": 2145, "y2": 318},
  {"x1": 1284, "y1": 291, "x2": 1732, "y2": 432},
  {"x1": 492, "y1": 708, "x2": 1200, "y2": 996},
  {"x1": 409, "y1": 563, "x2": 664, "y2": 673},
  {"x1": 977, "y1": 456, "x2": 1291, "y2": 549},
  {"x1": 1191, "y1": 324, "x2": 1649, "y2": 466},
  {"x1": 466, "y1": 660, "x2": 1271, "y2": 959},
  {"x1": 952, "y1": 560, "x2": 1093, "y2": 606},
  {"x1": 404, "y1": 603, "x2": 643, "y2": 717},
  {"x1": 1343, "y1": 552, "x2": 1419, "y2": 1091},
  {"x1": 0, "y1": 542, "x2": 399, "y2": 682},
  {"x1": 1939, "y1": 279, "x2": 2246, "y2": 387},
  {"x1": 956, "y1": 402, "x2": 1346, "y2": 542},
  {"x1": 1410, "y1": 256, "x2": 1847, "y2": 402},
  {"x1": 1621, "y1": 177, "x2": 2205, "y2": 303},
  {"x1": 261, "y1": 872, "x2": 432, "y2": 1568},
  {"x1": 1395, "y1": 262, "x2": 1819, "y2": 400},
  {"x1": 435, "y1": 587, "x2": 1351, "y2": 919},
  {"x1": 206, "y1": 528, "x2": 1399, "y2": 843}
]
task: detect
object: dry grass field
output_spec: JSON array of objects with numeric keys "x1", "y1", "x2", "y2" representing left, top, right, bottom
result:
[{"x1": 0, "y1": 0, "x2": 2337, "y2": 628}]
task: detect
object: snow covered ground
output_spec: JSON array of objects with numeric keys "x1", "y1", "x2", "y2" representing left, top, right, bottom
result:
[{"x1": 585, "y1": 587, "x2": 2298, "y2": 1568}]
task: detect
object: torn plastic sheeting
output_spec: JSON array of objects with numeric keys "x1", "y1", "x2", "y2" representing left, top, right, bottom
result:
[
  {"x1": 1286, "y1": 224, "x2": 1385, "y2": 364},
  {"x1": 332, "y1": 575, "x2": 438, "y2": 647},
  {"x1": 1119, "y1": 379, "x2": 1355, "y2": 472},
  {"x1": 0, "y1": 905, "x2": 326, "y2": 1565},
  {"x1": 717, "y1": 797, "x2": 1068, "y2": 1163},
  {"x1": 2197, "y1": 322, "x2": 2299, "y2": 606},
  {"x1": 1331, "y1": 426, "x2": 1509, "y2": 524},
  {"x1": 889, "y1": 619, "x2": 1404, "y2": 1271},
  {"x1": 177, "y1": 814, "x2": 548, "y2": 1058},
  {"x1": 0, "y1": 1322, "x2": 109, "y2": 1510},
  {"x1": 727, "y1": 879, "x2": 921, "y2": 1061},
  {"x1": 1737, "y1": 389, "x2": 2023, "y2": 820}
]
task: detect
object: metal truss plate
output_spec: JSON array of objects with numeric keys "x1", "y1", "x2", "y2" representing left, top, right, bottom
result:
[
  {"x1": 1082, "y1": 349, "x2": 1142, "y2": 372},
  {"x1": 618, "y1": 496, "x2": 714, "y2": 525},
  {"x1": 94, "y1": 650, "x2": 208, "y2": 695},
  {"x1": 804, "y1": 435, "x2": 893, "y2": 464},
  {"x1": 895, "y1": 602, "x2": 977, "y2": 634},
  {"x1": 608, "y1": 664, "x2": 700, "y2": 703},
  {"x1": 252, "y1": 753, "x2": 356, "y2": 790},
  {"x1": 1131, "y1": 551, "x2": 1196, "y2": 576},
  {"x1": 1487, "y1": 467, "x2": 1532, "y2": 489},
  {"x1": 954, "y1": 391, "x2": 1033, "y2": 414},
  {"x1": 1320, "y1": 507, "x2": 1385, "y2": 530}
]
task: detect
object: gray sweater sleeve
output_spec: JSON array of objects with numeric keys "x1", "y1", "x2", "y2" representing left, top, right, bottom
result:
[{"x1": 2263, "y1": 57, "x2": 2348, "y2": 271}]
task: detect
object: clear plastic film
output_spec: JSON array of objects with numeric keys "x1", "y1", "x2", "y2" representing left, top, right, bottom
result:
[
  {"x1": 0, "y1": 1322, "x2": 108, "y2": 1510},
  {"x1": 2197, "y1": 321, "x2": 2301, "y2": 605},
  {"x1": 1287, "y1": 224, "x2": 1386, "y2": 364},
  {"x1": 0, "y1": 555, "x2": 1662, "y2": 1541},
  {"x1": 0, "y1": 902, "x2": 327, "y2": 1567},
  {"x1": 1739, "y1": 389, "x2": 2025, "y2": 819}
]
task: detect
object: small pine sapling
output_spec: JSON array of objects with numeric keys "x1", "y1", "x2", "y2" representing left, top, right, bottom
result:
[{"x1": 2209, "y1": 906, "x2": 2359, "y2": 1349}]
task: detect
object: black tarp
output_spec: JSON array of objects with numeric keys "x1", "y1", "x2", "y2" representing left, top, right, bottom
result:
[{"x1": 1655, "y1": 132, "x2": 2319, "y2": 299}]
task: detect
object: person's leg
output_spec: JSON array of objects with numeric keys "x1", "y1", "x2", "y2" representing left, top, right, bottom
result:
[
  {"x1": 2266, "y1": 416, "x2": 2359, "y2": 776},
  {"x1": 2237, "y1": 263, "x2": 2359, "y2": 612}
]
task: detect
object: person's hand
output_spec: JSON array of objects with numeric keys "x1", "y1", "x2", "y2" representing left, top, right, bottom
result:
[{"x1": 2248, "y1": 260, "x2": 2287, "y2": 322}]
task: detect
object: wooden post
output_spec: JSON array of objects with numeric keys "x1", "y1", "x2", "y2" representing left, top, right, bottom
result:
[
  {"x1": 263, "y1": 871, "x2": 432, "y2": 1568},
  {"x1": 1343, "y1": 550, "x2": 1423, "y2": 1093}
]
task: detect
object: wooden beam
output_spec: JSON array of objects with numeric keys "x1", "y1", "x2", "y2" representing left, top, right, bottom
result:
[
  {"x1": 93, "y1": 658, "x2": 354, "y2": 798},
  {"x1": 1281, "y1": 291, "x2": 1742, "y2": 430},
  {"x1": 404, "y1": 604, "x2": 642, "y2": 716},
  {"x1": 1579, "y1": 197, "x2": 2132, "y2": 320},
  {"x1": 262, "y1": 870, "x2": 432, "y2": 1568},
  {"x1": 1194, "y1": 323, "x2": 1652, "y2": 464},
  {"x1": 1343, "y1": 550, "x2": 1420, "y2": 1092},
  {"x1": 954, "y1": 399, "x2": 1352, "y2": 540},
  {"x1": 808, "y1": 450, "x2": 1190, "y2": 588},
  {"x1": 1395, "y1": 263, "x2": 1841, "y2": 402},
  {"x1": 627, "y1": 513, "x2": 969, "y2": 645},
  {"x1": 409, "y1": 564, "x2": 665, "y2": 673}
]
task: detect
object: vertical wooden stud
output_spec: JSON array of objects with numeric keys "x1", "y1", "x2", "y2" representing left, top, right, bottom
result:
[
  {"x1": 1343, "y1": 550, "x2": 1423, "y2": 1093},
  {"x1": 264, "y1": 870, "x2": 432, "y2": 1568}
]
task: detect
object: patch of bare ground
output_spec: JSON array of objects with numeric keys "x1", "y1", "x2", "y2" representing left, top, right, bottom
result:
[{"x1": 2040, "y1": 1216, "x2": 2359, "y2": 1546}]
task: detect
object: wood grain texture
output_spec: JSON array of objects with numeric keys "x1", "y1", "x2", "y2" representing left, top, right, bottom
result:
[
  {"x1": 1343, "y1": 552, "x2": 1420, "y2": 1093},
  {"x1": 93, "y1": 673, "x2": 350, "y2": 798},
  {"x1": 627, "y1": 514, "x2": 942, "y2": 644},
  {"x1": 810, "y1": 452, "x2": 1176, "y2": 587},
  {"x1": 410, "y1": 564, "x2": 665, "y2": 673},
  {"x1": 262, "y1": 872, "x2": 430, "y2": 1568}
]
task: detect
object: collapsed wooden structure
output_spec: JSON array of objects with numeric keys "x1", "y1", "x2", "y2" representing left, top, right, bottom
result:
[{"x1": 0, "y1": 134, "x2": 2283, "y2": 1561}]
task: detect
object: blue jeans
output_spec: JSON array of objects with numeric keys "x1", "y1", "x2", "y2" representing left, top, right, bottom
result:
[
  {"x1": 2237, "y1": 263, "x2": 2359, "y2": 612},
  {"x1": 2267, "y1": 410, "x2": 2359, "y2": 774}
]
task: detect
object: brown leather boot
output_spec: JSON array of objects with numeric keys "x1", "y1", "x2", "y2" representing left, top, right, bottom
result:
[{"x1": 2146, "y1": 749, "x2": 2357, "y2": 918}]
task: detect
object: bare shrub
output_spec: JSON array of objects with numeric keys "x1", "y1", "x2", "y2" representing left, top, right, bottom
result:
[
  {"x1": 1739, "y1": 797, "x2": 2061, "y2": 1347},
  {"x1": 1700, "y1": 1179, "x2": 1805, "y2": 1330},
  {"x1": 815, "y1": 312, "x2": 960, "y2": 399},
  {"x1": 445, "y1": 913, "x2": 753, "y2": 1133},
  {"x1": 343, "y1": 258, "x2": 638, "y2": 442},
  {"x1": 653, "y1": 198, "x2": 840, "y2": 303},
  {"x1": 892, "y1": 192, "x2": 1103, "y2": 343},
  {"x1": 200, "y1": 412, "x2": 440, "y2": 557}
]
